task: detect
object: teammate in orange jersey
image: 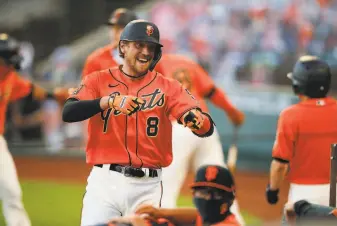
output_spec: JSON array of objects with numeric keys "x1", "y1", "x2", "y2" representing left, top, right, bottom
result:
[
  {"x1": 155, "y1": 54, "x2": 245, "y2": 224},
  {"x1": 62, "y1": 20, "x2": 216, "y2": 226},
  {"x1": 82, "y1": 8, "x2": 138, "y2": 78},
  {"x1": 0, "y1": 33, "x2": 68, "y2": 226},
  {"x1": 266, "y1": 56, "x2": 337, "y2": 219},
  {"x1": 135, "y1": 165, "x2": 240, "y2": 226}
]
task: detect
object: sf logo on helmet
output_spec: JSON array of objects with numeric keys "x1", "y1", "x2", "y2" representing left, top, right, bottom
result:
[
  {"x1": 205, "y1": 166, "x2": 218, "y2": 181},
  {"x1": 146, "y1": 25, "x2": 154, "y2": 36}
]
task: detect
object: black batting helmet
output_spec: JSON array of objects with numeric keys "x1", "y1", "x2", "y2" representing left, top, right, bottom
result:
[
  {"x1": 0, "y1": 33, "x2": 22, "y2": 70},
  {"x1": 119, "y1": 20, "x2": 163, "y2": 71},
  {"x1": 287, "y1": 55, "x2": 331, "y2": 98}
]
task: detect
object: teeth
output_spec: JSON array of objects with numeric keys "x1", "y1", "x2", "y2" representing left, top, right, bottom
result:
[{"x1": 138, "y1": 59, "x2": 148, "y2": 63}]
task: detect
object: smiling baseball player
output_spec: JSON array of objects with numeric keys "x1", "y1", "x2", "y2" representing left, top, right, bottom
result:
[{"x1": 62, "y1": 20, "x2": 215, "y2": 226}]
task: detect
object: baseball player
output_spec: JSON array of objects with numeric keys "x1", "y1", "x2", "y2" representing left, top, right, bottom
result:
[
  {"x1": 82, "y1": 8, "x2": 137, "y2": 77},
  {"x1": 154, "y1": 54, "x2": 245, "y2": 224},
  {"x1": 266, "y1": 56, "x2": 337, "y2": 209},
  {"x1": 0, "y1": 33, "x2": 68, "y2": 226},
  {"x1": 62, "y1": 20, "x2": 216, "y2": 226},
  {"x1": 135, "y1": 165, "x2": 240, "y2": 225},
  {"x1": 79, "y1": 8, "x2": 244, "y2": 224}
]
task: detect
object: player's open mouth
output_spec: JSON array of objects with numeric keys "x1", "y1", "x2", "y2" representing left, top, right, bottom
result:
[{"x1": 137, "y1": 57, "x2": 151, "y2": 65}]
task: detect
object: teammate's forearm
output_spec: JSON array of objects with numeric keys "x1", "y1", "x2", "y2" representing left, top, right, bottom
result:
[
  {"x1": 209, "y1": 88, "x2": 236, "y2": 113},
  {"x1": 157, "y1": 207, "x2": 198, "y2": 225},
  {"x1": 62, "y1": 98, "x2": 103, "y2": 122},
  {"x1": 31, "y1": 84, "x2": 56, "y2": 101},
  {"x1": 269, "y1": 159, "x2": 288, "y2": 190}
]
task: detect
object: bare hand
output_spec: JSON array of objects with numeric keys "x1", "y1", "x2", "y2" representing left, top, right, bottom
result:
[
  {"x1": 53, "y1": 87, "x2": 70, "y2": 106},
  {"x1": 228, "y1": 109, "x2": 245, "y2": 127},
  {"x1": 135, "y1": 205, "x2": 162, "y2": 220}
]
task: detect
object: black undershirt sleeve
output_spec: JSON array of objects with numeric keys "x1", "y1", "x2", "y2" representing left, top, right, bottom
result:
[{"x1": 62, "y1": 98, "x2": 103, "y2": 122}]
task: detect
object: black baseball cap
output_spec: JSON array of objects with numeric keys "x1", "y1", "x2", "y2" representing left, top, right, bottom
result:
[
  {"x1": 106, "y1": 8, "x2": 138, "y2": 27},
  {"x1": 190, "y1": 165, "x2": 235, "y2": 194}
]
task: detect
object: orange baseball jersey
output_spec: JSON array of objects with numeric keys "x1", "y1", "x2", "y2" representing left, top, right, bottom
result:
[
  {"x1": 82, "y1": 44, "x2": 118, "y2": 78},
  {"x1": 272, "y1": 97, "x2": 337, "y2": 184},
  {"x1": 0, "y1": 71, "x2": 31, "y2": 134},
  {"x1": 69, "y1": 66, "x2": 200, "y2": 168},
  {"x1": 155, "y1": 54, "x2": 215, "y2": 112},
  {"x1": 195, "y1": 214, "x2": 240, "y2": 226}
]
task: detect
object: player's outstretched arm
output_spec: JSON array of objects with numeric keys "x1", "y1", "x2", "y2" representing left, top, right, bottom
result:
[
  {"x1": 135, "y1": 205, "x2": 198, "y2": 226},
  {"x1": 207, "y1": 87, "x2": 245, "y2": 127},
  {"x1": 31, "y1": 85, "x2": 69, "y2": 105},
  {"x1": 10, "y1": 72, "x2": 69, "y2": 105},
  {"x1": 181, "y1": 108, "x2": 215, "y2": 137}
]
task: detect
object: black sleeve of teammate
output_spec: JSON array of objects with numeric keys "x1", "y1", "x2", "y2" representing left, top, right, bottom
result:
[
  {"x1": 294, "y1": 200, "x2": 337, "y2": 224},
  {"x1": 62, "y1": 98, "x2": 103, "y2": 122}
]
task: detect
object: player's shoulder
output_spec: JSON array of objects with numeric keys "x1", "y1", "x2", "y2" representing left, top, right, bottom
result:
[
  {"x1": 278, "y1": 103, "x2": 301, "y2": 122},
  {"x1": 155, "y1": 71, "x2": 180, "y2": 85},
  {"x1": 83, "y1": 68, "x2": 113, "y2": 82},
  {"x1": 86, "y1": 44, "x2": 115, "y2": 62},
  {"x1": 162, "y1": 53, "x2": 195, "y2": 65}
]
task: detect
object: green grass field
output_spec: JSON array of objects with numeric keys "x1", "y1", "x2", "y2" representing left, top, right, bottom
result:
[{"x1": 0, "y1": 180, "x2": 262, "y2": 226}]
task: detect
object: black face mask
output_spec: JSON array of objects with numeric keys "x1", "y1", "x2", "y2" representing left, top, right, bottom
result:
[{"x1": 193, "y1": 197, "x2": 231, "y2": 225}]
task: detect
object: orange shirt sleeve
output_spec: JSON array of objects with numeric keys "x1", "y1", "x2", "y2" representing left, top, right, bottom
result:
[
  {"x1": 82, "y1": 56, "x2": 101, "y2": 79},
  {"x1": 9, "y1": 73, "x2": 32, "y2": 102},
  {"x1": 167, "y1": 79, "x2": 200, "y2": 121},
  {"x1": 272, "y1": 109, "x2": 297, "y2": 161},
  {"x1": 69, "y1": 72, "x2": 99, "y2": 100},
  {"x1": 193, "y1": 62, "x2": 215, "y2": 97}
]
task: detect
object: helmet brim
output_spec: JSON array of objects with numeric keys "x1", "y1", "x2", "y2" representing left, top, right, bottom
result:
[
  {"x1": 190, "y1": 182, "x2": 234, "y2": 193},
  {"x1": 121, "y1": 38, "x2": 163, "y2": 47}
]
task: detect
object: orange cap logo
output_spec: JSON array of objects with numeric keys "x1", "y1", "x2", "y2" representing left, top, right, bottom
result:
[
  {"x1": 205, "y1": 166, "x2": 218, "y2": 181},
  {"x1": 146, "y1": 25, "x2": 154, "y2": 36}
]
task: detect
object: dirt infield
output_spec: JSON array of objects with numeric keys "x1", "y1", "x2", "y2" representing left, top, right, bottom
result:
[{"x1": 14, "y1": 156, "x2": 290, "y2": 224}]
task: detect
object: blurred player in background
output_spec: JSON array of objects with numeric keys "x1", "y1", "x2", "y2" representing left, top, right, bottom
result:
[
  {"x1": 155, "y1": 54, "x2": 245, "y2": 224},
  {"x1": 266, "y1": 56, "x2": 337, "y2": 215},
  {"x1": 0, "y1": 33, "x2": 68, "y2": 226},
  {"x1": 82, "y1": 8, "x2": 138, "y2": 77}
]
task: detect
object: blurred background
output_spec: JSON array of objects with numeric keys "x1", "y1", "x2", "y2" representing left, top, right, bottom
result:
[{"x1": 1, "y1": 0, "x2": 337, "y2": 225}]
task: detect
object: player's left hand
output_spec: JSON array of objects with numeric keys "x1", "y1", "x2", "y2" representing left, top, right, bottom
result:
[
  {"x1": 266, "y1": 184, "x2": 279, "y2": 205},
  {"x1": 53, "y1": 87, "x2": 70, "y2": 106},
  {"x1": 182, "y1": 109, "x2": 204, "y2": 131},
  {"x1": 228, "y1": 108, "x2": 245, "y2": 127}
]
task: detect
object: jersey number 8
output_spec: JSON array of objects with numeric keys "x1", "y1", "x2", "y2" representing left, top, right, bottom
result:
[
  {"x1": 101, "y1": 111, "x2": 159, "y2": 137},
  {"x1": 146, "y1": 117, "x2": 159, "y2": 137}
]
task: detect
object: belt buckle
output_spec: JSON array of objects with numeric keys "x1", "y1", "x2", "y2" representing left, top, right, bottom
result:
[
  {"x1": 134, "y1": 168, "x2": 145, "y2": 177},
  {"x1": 123, "y1": 166, "x2": 133, "y2": 177}
]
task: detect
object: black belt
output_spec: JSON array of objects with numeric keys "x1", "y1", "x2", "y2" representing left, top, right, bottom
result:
[{"x1": 94, "y1": 164, "x2": 159, "y2": 178}]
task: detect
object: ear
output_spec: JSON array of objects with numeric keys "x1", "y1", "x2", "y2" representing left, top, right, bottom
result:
[{"x1": 118, "y1": 41, "x2": 127, "y2": 58}]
